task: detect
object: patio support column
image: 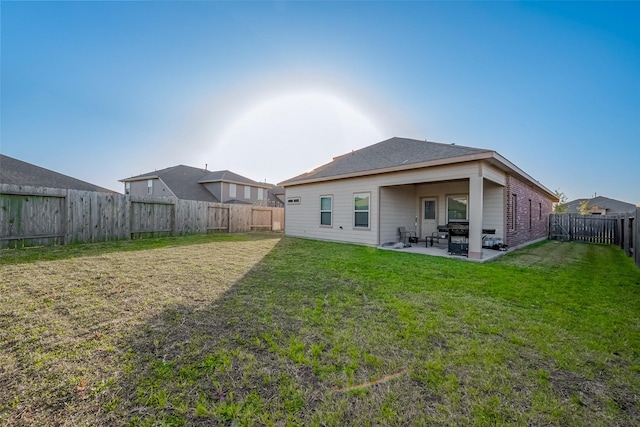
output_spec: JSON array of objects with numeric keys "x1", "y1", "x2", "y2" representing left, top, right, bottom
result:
[{"x1": 468, "y1": 174, "x2": 484, "y2": 259}]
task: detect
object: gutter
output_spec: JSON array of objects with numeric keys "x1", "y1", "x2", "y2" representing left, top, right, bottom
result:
[
  {"x1": 278, "y1": 152, "x2": 495, "y2": 187},
  {"x1": 279, "y1": 151, "x2": 558, "y2": 202}
]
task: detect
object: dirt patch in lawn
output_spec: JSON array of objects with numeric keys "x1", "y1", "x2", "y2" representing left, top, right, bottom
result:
[
  {"x1": 0, "y1": 238, "x2": 279, "y2": 426},
  {"x1": 497, "y1": 240, "x2": 591, "y2": 268}
]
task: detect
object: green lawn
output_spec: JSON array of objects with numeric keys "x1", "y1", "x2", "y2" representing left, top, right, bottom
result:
[{"x1": 1, "y1": 236, "x2": 639, "y2": 426}]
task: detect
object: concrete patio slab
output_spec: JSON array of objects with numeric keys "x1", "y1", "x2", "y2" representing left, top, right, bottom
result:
[{"x1": 378, "y1": 241, "x2": 508, "y2": 262}]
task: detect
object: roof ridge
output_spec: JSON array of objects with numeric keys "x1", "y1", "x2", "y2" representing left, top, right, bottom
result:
[{"x1": 395, "y1": 136, "x2": 491, "y2": 152}]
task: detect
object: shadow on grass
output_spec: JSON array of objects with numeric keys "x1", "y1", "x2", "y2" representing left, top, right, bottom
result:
[
  {"x1": 6, "y1": 238, "x2": 637, "y2": 426},
  {"x1": 104, "y1": 238, "x2": 445, "y2": 426},
  {"x1": 103, "y1": 239, "x2": 640, "y2": 426}
]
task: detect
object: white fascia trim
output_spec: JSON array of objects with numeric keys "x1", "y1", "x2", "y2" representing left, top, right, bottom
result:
[
  {"x1": 199, "y1": 179, "x2": 271, "y2": 189},
  {"x1": 281, "y1": 151, "x2": 558, "y2": 202},
  {"x1": 279, "y1": 152, "x2": 495, "y2": 187},
  {"x1": 119, "y1": 175, "x2": 159, "y2": 183}
]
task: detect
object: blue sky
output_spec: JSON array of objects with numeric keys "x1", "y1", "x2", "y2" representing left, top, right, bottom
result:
[{"x1": 2, "y1": 1, "x2": 639, "y2": 204}]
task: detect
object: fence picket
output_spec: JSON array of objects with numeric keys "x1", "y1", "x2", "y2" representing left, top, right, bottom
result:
[
  {"x1": 1, "y1": 185, "x2": 284, "y2": 248},
  {"x1": 549, "y1": 212, "x2": 638, "y2": 267}
]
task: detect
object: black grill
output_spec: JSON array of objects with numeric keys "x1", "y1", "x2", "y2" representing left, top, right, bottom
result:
[
  {"x1": 446, "y1": 222, "x2": 469, "y2": 236},
  {"x1": 445, "y1": 222, "x2": 469, "y2": 256},
  {"x1": 442, "y1": 223, "x2": 497, "y2": 256}
]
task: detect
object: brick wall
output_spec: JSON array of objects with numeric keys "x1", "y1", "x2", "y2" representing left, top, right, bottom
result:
[{"x1": 505, "y1": 175, "x2": 553, "y2": 247}]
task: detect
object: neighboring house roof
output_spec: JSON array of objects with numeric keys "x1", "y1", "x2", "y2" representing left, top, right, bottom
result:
[
  {"x1": 267, "y1": 186, "x2": 285, "y2": 206},
  {"x1": 198, "y1": 169, "x2": 269, "y2": 187},
  {"x1": 566, "y1": 196, "x2": 636, "y2": 214},
  {"x1": 278, "y1": 137, "x2": 556, "y2": 200},
  {"x1": 0, "y1": 154, "x2": 116, "y2": 193},
  {"x1": 120, "y1": 165, "x2": 268, "y2": 203}
]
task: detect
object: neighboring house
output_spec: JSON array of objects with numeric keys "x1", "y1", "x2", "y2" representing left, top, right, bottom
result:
[
  {"x1": 267, "y1": 186, "x2": 285, "y2": 208},
  {"x1": 565, "y1": 196, "x2": 636, "y2": 215},
  {"x1": 279, "y1": 137, "x2": 558, "y2": 260},
  {"x1": 120, "y1": 165, "x2": 272, "y2": 205},
  {"x1": 0, "y1": 154, "x2": 115, "y2": 193}
]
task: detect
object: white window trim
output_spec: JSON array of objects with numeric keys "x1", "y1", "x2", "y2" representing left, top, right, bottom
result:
[
  {"x1": 287, "y1": 197, "x2": 301, "y2": 205},
  {"x1": 244, "y1": 185, "x2": 251, "y2": 199},
  {"x1": 320, "y1": 195, "x2": 333, "y2": 227},
  {"x1": 229, "y1": 183, "x2": 236, "y2": 198},
  {"x1": 147, "y1": 179, "x2": 153, "y2": 195},
  {"x1": 446, "y1": 194, "x2": 468, "y2": 222},
  {"x1": 353, "y1": 192, "x2": 370, "y2": 229}
]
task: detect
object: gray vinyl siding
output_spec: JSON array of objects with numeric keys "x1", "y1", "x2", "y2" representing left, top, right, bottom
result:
[
  {"x1": 379, "y1": 186, "x2": 416, "y2": 244},
  {"x1": 203, "y1": 182, "x2": 222, "y2": 201},
  {"x1": 482, "y1": 181, "x2": 505, "y2": 240},
  {"x1": 285, "y1": 179, "x2": 379, "y2": 246},
  {"x1": 284, "y1": 161, "x2": 509, "y2": 247},
  {"x1": 128, "y1": 178, "x2": 172, "y2": 198},
  {"x1": 482, "y1": 162, "x2": 507, "y2": 186},
  {"x1": 416, "y1": 180, "x2": 469, "y2": 226},
  {"x1": 216, "y1": 182, "x2": 269, "y2": 204}
]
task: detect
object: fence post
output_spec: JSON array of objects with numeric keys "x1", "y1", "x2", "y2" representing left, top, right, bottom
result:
[
  {"x1": 171, "y1": 200, "x2": 177, "y2": 236},
  {"x1": 615, "y1": 216, "x2": 621, "y2": 247},
  {"x1": 622, "y1": 213, "x2": 630, "y2": 257},
  {"x1": 124, "y1": 195, "x2": 131, "y2": 240},
  {"x1": 63, "y1": 189, "x2": 69, "y2": 245}
]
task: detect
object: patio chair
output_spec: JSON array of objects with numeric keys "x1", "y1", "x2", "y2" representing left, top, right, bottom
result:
[
  {"x1": 430, "y1": 226, "x2": 449, "y2": 245},
  {"x1": 398, "y1": 227, "x2": 419, "y2": 246}
]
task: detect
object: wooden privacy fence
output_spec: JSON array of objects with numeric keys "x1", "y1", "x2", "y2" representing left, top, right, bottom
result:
[
  {"x1": 0, "y1": 184, "x2": 284, "y2": 249},
  {"x1": 549, "y1": 214, "x2": 620, "y2": 244},
  {"x1": 549, "y1": 210, "x2": 638, "y2": 268}
]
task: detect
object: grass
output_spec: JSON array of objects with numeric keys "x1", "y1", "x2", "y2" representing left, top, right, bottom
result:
[{"x1": 1, "y1": 235, "x2": 639, "y2": 426}]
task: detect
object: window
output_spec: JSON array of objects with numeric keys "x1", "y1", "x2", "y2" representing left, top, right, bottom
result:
[
  {"x1": 320, "y1": 196, "x2": 332, "y2": 226},
  {"x1": 125, "y1": 182, "x2": 130, "y2": 195},
  {"x1": 258, "y1": 188, "x2": 264, "y2": 200},
  {"x1": 147, "y1": 179, "x2": 153, "y2": 195},
  {"x1": 354, "y1": 193, "x2": 370, "y2": 228},
  {"x1": 244, "y1": 186, "x2": 251, "y2": 199},
  {"x1": 539, "y1": 202, "x2": 542, "y2": 221},
  {"x1": 511, "y1": 194, "x2": 517, "y2": 230},
  {"x1": 447, "y1": 195, "x2": 468, "y2": 221},
  {"x1": 424, "y1": 200, "x2": 436, "y2": 220},
  {"x1": 229, "y1": 183, "x2": 236, "y2": 198},
  {"x1": 287, "y1": 197, "x2": 301, "y2": 205}
]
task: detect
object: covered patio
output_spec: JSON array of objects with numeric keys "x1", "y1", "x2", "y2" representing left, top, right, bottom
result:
[
  {"x1": 378, "y1": 239, "x2": 508, "y2": 262},
  {"x1": 379, "y1": 171, "x2": 507, "y2": 260}
]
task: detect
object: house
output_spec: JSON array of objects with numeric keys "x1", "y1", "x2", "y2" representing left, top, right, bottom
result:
[
  {"x1": 120, "y1": 165, "x2": 273, "y2": 205},
  {"x1": 565, "y1": 196, "x2": 636, "y2": 215},
  {"x1": 0, "y1": 154, "x2": 115, "y2": 193},
  {"x1": 267, "y1": 186, "x2": 286, "y2": 208},
  {"x1": 278, "y1": 137, "x2": 558, "y2": 260}
]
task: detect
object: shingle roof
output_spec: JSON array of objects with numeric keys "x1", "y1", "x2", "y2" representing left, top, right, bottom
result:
[
  {"x1": 279, "y1": 137, "x2": 492, "y2": 186},
  {"x1": 566, "y1": 196, "x2": 636, "y2": 214},
  {"x1": 121, "y1": 165, "x2": 267, "y2": 202},
  {"x1": 0, "y1": 154, "x2": 115, "y2": 193},
  {"x1": 199, "y1": 170, "x2": 268, "y2": 187}
]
